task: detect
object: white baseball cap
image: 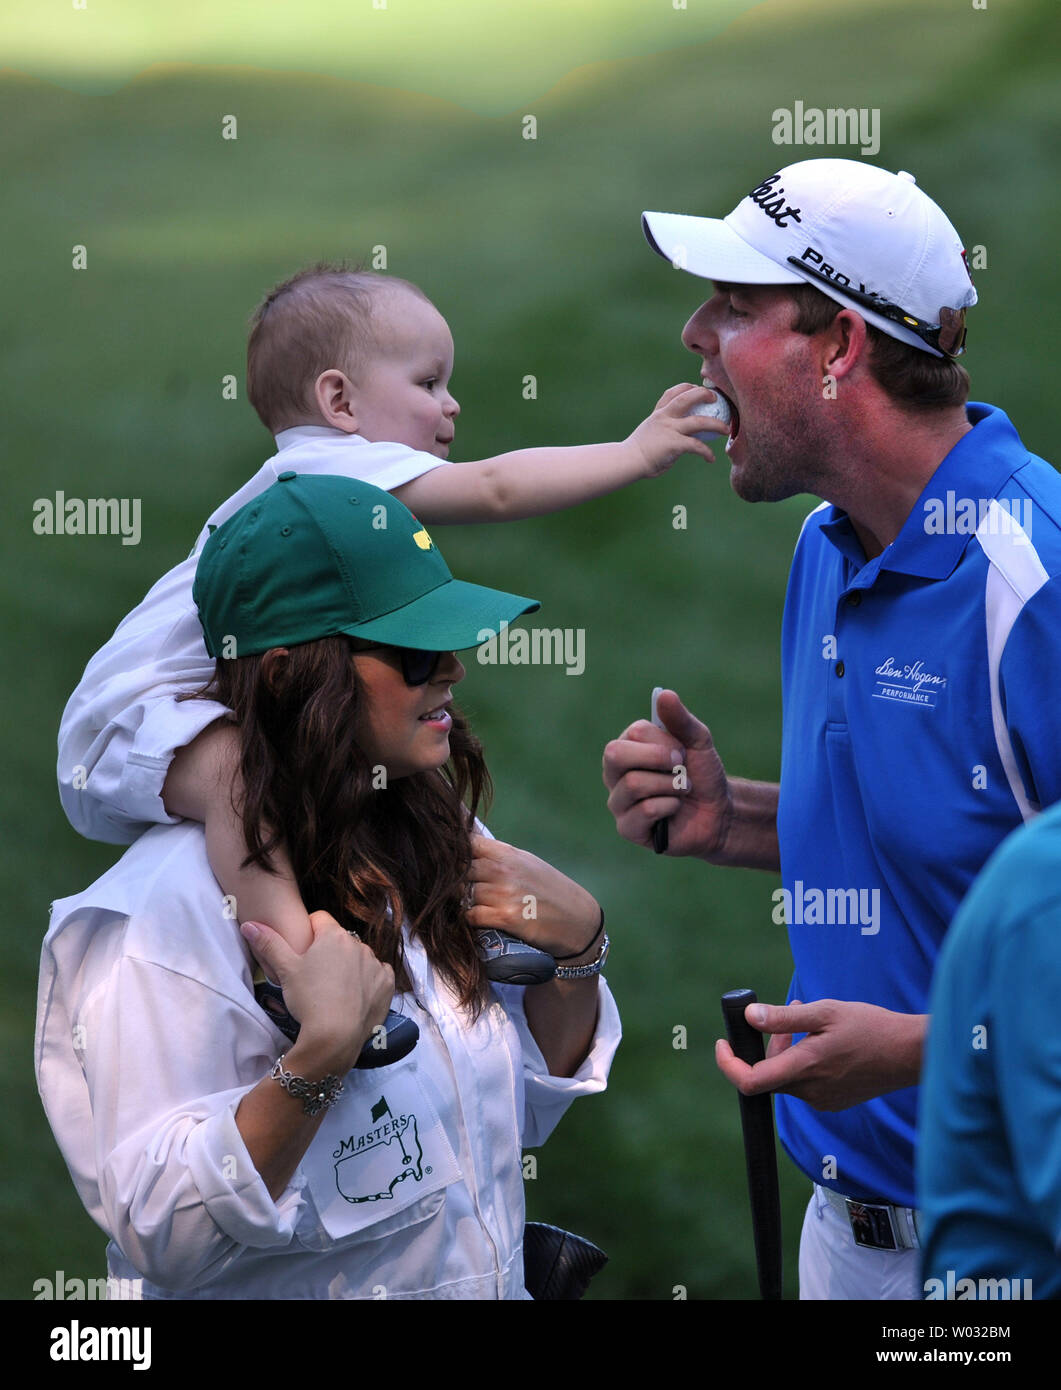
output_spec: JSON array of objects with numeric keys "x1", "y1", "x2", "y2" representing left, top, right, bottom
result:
[{"x1": 642, "y1": 159, "x2": 977, "y2": 357}]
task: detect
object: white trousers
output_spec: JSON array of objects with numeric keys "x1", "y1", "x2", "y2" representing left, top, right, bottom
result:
[{"x1": 799, "y1": 1185, "x2": 922, "y2": 1300}]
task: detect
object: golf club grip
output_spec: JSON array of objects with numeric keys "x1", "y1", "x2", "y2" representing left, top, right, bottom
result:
[
  {"x1": 722, "y1": 988, "x2": 765, "y2": 1066},
  {"x1": 722, "y1": 988, "x2": 783, "y2": 1301}
]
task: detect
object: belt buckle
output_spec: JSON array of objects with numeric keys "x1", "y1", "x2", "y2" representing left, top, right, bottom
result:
[{"x1": 844, "y1": 1197, "x2": 898, "y2": 1251}]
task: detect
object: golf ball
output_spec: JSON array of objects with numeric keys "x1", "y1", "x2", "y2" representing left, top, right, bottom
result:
[{"x1": 689, "y1": 389, "x2": 732, "y2": 440}]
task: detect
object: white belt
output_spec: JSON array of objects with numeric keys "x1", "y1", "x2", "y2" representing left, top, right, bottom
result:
[{"x1": 816, "y1": 1184, "x2": 921, "y2": 1251}]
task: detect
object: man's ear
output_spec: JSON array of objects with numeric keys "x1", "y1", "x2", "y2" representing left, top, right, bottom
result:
[
  {"x1": 314, "y1": 369, "x2": 360, "y2": 433},
  {"x1": 819, "y1": 309, "x2": 868, "y2": 383}
]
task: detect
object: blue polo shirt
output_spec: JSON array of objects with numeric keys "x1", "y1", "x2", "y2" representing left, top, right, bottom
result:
[
  {"x1": 918, "y1": 802, "x2": 1061, "y2": 1299},
  {"x1": 775, "y1": 402, "x2": 1061, "y2": 1208}
]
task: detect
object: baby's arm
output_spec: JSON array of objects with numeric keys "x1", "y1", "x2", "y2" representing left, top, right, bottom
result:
[
  {"x1": 392, "y1": 383, "x2": 722, "y2": 524},
  {"x1": 164, "y1": 721, "x2": 314, "y2": 954}
]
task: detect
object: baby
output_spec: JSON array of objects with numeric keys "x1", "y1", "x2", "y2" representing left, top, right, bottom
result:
[{"x1": 59, "y1": 264, "x2": 726, "y2": 1001}]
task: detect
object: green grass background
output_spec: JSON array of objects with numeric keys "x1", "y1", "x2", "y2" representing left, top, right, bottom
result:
[{"x1": 4, "y1": 0, "x2": 1059, "y2": 1300}]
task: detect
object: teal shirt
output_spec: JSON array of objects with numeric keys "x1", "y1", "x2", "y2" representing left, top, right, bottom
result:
[{"x1": 919, "y1": 802, "x2": 1061, "y2": 1299}]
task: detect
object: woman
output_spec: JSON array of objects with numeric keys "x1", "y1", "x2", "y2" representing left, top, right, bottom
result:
[{"x1": 36, "y1": 474, "x2": 620, "y2": 1300}]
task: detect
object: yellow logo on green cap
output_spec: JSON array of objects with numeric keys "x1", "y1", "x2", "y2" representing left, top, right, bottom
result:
[{"x1": 413, "y1": 527, "x2": 433, "y2": 551}]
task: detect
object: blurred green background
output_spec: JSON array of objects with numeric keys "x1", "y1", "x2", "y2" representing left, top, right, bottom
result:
[{"x1": 5, "y1": 0, "x2": 1059, "y2": 1301}]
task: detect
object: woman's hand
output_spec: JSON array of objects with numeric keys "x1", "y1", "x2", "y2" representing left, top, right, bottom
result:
[
  {"x1": 465, "y1": 833, "x2": 601, "y2": 960},
  {"x1": 468, "y1": 835, "x2": 604, "y2": 1078},
  {"x1": 242, "y1": 910, "x2": 394, "y2": 1075},
  {"x1": 234, "y1": 912, "x2": 395, "y2": 1202}
]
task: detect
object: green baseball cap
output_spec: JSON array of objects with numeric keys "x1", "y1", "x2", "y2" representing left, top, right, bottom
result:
[{"x1": 193, "y1": 471, "x2": 539, "y2": 658}]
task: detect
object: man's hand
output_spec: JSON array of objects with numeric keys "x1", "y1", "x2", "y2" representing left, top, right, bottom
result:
[
  {"x1": 603, "y1": 690, "x2": 780, "y2": 869},
  {"x1": 602, "y1": 689, "x2": 735, "y2": 859},
  {"x1": 465, "y1": 833, "x2": 601, "y2": 960},
  {"x1": 714, "y1": 999, "x2": 928, "y2": 1111}
]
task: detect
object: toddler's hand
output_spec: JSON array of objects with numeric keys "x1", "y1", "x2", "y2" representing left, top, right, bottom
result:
[{"x1": 625, "y1": 383, "x2": 726, "y2": 477}]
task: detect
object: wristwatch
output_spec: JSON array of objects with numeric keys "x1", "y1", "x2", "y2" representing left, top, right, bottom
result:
[{"x1": 552, "y1": 932, "x2": 610, "y2": 980}]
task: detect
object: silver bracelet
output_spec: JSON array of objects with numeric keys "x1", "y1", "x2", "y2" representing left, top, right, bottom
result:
[
  {"x1": 270, "y1": 1056, "x2": 344, "y2": 1117},
  {"x1": 552, "y1": 931, "x2": 610, "y2": 980}
]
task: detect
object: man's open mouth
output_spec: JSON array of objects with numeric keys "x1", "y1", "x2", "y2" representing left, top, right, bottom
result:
[
  {"x1": 722, "y1": 392, "x2": 741, "y2": 453},
  {"x1": 704, "y1": 382, "x2": 740, "y2": 452}
]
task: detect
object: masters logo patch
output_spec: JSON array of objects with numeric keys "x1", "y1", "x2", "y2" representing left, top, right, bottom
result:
[{"x1": 333, "y1": 1095, "x2": 425, "y2": 1204}]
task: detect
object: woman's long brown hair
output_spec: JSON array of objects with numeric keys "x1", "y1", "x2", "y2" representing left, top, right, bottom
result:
[{"x1": 205, "y1": 636, "x2": 492, "y2": 1014}]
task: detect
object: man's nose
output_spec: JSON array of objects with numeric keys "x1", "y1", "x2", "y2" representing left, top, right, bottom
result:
[{"x1": 682, "y1": 301, "x2": 719, "y2": 357}]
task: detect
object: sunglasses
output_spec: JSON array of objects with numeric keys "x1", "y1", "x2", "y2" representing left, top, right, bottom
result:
[
  {"x1": 347, "y1": 639, "x2": 445, "y2": 686},
  {"x1": 786, "y1": 257, "x2": 967, "y2": 357}
]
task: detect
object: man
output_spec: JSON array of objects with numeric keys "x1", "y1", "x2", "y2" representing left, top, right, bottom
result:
[{"x1": 602, "y1": 158, "x2": 1061, "y2": 1298}]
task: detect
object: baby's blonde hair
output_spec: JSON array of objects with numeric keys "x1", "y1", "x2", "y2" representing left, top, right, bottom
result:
[{"x1": 246, "y1": 263, "x2": 431, "y2": 434}]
